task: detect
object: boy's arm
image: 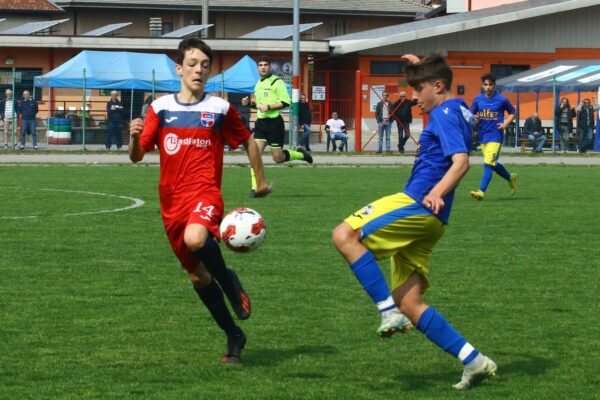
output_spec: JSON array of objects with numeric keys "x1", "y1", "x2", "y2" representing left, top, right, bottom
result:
[
  {"x1": 244, "y1": 137, "x2": 272, "y2": 197},
  {"x1": 422, "y1": 153, "x2": 469, "y2": 215},
  {"x1": 128, "y1": 118, "x2": 146, "y2": 163}
]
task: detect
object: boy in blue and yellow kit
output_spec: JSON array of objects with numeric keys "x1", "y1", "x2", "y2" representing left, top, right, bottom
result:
[
  {"x1": 469, "y1": 73, "x2": 517, "y2": 200},
  {"x1": 332, "y1": 54, "x2": 496, "y2": 390}
]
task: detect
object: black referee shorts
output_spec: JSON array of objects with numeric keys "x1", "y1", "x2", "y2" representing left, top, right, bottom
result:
[{"x1": 254, "y1": 116, "x2": 285, "y2": 148}]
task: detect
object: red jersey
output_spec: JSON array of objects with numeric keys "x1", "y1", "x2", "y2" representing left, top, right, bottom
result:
[{"x1": 140, "y1": 94, "x2": 250, "y2": 220}]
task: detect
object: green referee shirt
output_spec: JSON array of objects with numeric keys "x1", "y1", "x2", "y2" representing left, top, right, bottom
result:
[{"x1": 254, "y1": 74, "x2": 290, "y2": 119}]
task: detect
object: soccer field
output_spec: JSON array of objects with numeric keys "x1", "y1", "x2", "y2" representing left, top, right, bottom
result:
[{"x1": 1, "y1": 164, "x2": 598, "y2": 399}]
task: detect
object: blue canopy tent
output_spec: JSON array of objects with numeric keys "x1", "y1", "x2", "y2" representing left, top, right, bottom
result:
[
  {"x1": 34, "y1": 50, "x2": 180, "y2": 91},
  {"x1": 204, "y1": 55, "x2": 260, "y2": 94},
  {"x1": 497, "y1": 59, "x2": 600, "y2": 151}
]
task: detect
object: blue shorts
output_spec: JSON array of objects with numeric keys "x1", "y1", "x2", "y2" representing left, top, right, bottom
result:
[{"x1": 344, "y1": 193, "x2": 446, "y2": 291}]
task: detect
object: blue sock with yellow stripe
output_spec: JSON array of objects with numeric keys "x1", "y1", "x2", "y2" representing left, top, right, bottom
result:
[
  {"x1": 417, "y1": 307, "x2": 479, "y2": 365},
  {"x1": 350, "y1": 251, "x2": 396, "y2": 312}
]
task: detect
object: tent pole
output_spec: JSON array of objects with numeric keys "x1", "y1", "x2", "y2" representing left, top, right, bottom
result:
[
  {"x1": 152, "y1": 69, "x2": 156, "y2": 101},
  {"x1": 535, "y1": 91, "x2": 539, "y2": 113},
  {"x1": 82, "y1": 68, "x2": 87, "y2": 151},
  {"x1": 130, "y1": 88, "x2": 134, "y2": 121},
  {"x1": 552, "y1": 76, "x2": 557, "y2": 154},
  {"x1": 11, "y1": 67, "x2": 15, "y2": 149},
  {"x1": 515, "y1": 92, "x2": 520, "y2": 148}
]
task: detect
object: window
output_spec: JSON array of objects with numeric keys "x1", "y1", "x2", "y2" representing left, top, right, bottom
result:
[
  {"x1": 162, "y1": 22, "x2": 173, "y2": 35},
  {"x1": 370, "y1": 61, "x2": 407, "y2": 75},
  {"x1": 0, "y1": 68, "x2": 43, "y2": 100},
  {"x1": 491, "y1": 64, "x2": 530, "y2": 79},
  {"x1": 332, "y1": 20, "x2": 346, "y2": 36}
]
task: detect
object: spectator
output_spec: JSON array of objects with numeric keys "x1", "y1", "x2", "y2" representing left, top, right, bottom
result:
[
  {"x1": 375, "y1": 92, "x2": 394, "y2": 153},
  {"x1": 554, "y1": 97, "x2": 576, "y2": 153},
  {"x1": 576, "y1": 97, "x2": 597, "y2": 153},
  {"x1": 392, "y1": 91, "x2": 418, "y2": 153},
  {"x1": 0, "y1": 88, "x2": 19, "y2": 149},
  {"x1": 141, "y1": 95, "x2": 152, "y2": 120},
  {"x1": 106, "y1": 90, "x2": 124, "y2": 150},
  {"x1": 298, "y1": 93, "x2": 312, "y2": 151},
  {"x1": 18, "y1": 90, "x2": 39, "y2": 150},
  {"x1": 523, "y1": 112, "x2": 546, "y2": 153},
  {"x1": 325, "y1": 111, "x2": 348, "y2": 152}
]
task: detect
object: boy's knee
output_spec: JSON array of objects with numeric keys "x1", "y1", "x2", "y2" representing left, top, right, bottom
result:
[
  {"x1": 184, "y1": 227, "x2": 209, "y2": 252},
  {"x1": 332, "y1": 223, "x2": 356, "y2": 250}
]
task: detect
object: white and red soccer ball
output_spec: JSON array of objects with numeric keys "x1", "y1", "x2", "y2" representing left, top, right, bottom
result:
[{"x1": 219, "y1": 208, "x2": 266, "y2": 253}]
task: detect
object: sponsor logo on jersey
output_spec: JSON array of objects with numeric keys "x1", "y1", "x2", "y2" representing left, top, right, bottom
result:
[
  {"x1": 477, "y1": 109, "x2": 499, "y2": 120},
  {"x1": 164, "y1": 133, "x2": 212, "y2": 155},
  {"x1": 200, "y1": 112, "x2": 216, "y2": 128},
  {"x1": 361, "y1": 204, "x2": 374, "y2": 215},
  {"x1": 165, "y1": 116, "x2": 178, "y2": 123}
]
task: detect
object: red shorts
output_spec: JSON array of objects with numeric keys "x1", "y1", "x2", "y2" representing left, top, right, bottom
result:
[{"x1": 162, "y1": 192, "x2": 224, "y2": 273}]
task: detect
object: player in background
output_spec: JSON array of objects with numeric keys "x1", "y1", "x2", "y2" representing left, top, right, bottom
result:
[
  {"x1": 129, "y1": 38, "x2": 272, "y2": 364},
  {"x1": 332, "y1": 54, "x2": 497, "y2": 390},
  {"x1": 242, "y1": 55, "x2": 312, "y2": 197},
  {"x1": 469, "y1": 73, "x2": 518, "y2": 200}
]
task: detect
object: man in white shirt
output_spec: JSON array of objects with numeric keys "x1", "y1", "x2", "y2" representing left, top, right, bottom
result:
[
  {"x1": 1, "y1": 89, "x2": 17, "y2": 149},
  {"x1": 325, "y1": 112, "x2": 348, "y2": 151}
]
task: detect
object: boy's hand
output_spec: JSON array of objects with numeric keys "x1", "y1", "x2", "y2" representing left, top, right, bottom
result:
[
  {"x1": 130, "y1": 118, "x2": 143, "y2": 138},
  {"x1": 401, "y1": 54, "x2": 420, "y2": 64}
]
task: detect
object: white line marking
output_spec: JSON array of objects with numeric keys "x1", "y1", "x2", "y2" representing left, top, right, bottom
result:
[{"x1": 1, "y1": 187, "x2": 145, "y2": 219}]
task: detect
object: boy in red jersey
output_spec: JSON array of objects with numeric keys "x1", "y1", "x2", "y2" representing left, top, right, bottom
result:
[{"x1": 129, "y1": 38, "x2": 272, "y2": 364}]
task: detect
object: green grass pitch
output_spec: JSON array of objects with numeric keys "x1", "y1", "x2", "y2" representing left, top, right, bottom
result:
[{"x1": 0, "y1": 163, "x2": 598, "y2": 399}]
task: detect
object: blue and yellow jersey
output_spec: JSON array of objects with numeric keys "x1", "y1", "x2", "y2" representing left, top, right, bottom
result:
[
  {"x1": 470, "y1": 92, "x2": 515, "y2": 143},
  {"x1": 254, "y1": 74, "x2": 290, "y2": 119},
  {"x1": 404, "y1": 98, "x2": 472, "y2": 224}
]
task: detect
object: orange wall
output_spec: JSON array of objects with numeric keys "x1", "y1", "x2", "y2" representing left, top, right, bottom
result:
[{"x1": 358, "y1": 49, "x2": 600, "y2": 125}]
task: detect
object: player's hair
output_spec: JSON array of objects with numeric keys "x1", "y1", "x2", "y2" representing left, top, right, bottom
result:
[
  {"x1": 405, "y1": 54, "x2": 452, "y2": 90},
  {"x1": 176, "y1": 38, "x2": 213, "y2": 66},
  {"x1": 481, "y1": 73, "x2": 496, "y2": 84},
  {"x1": 257, "y1": 55, "x2": 271, "y2": 65}
]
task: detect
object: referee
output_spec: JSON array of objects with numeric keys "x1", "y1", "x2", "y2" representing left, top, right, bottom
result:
[{"x1": 242, "y1": 55, "x2": 312, "y2": 196}]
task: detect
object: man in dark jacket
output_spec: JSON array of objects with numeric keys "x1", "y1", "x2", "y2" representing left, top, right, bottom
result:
[
  {"x1": 523, "y1": 112, "x2": 545, "y2": 153},
  {"x1": 106, "y1": 90, "x2": 124, "y2": 150},
  {"x1": 18, "y1": 90, "x2": 39, "y2": 150},
  {"x1": 576, "y1": 98, "x2": 597, "y2": 153},
  {"x1": 298, "y1": 94, "x2": 312, "y2": 151},
  {"x1": 554, "y1": 97, "x2": 576, "y2": 153},
  {"x1": 392, "y1": 91, "x2": 418, "y2": 153}
]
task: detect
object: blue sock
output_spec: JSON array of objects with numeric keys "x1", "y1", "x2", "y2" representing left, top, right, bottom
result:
[
  {"x1": 493, "y1": 162, "x2": 511, "y2": 181},
  {"x1": 416, "y1": 307, "x2": 479, "y2": 365},
  {"x1": 479, "y1": 164, "x2": 494, "y2": 192},
  {"x1": 350, "y1": 251, "x2": 396, "y2": 312}
]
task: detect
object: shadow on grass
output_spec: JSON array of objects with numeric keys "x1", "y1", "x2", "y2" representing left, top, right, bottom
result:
[
  {"x1": 393, "y1": 353, "x2": 556, "y2": 392},
  {"x1": 244, "y1": 344, "x2": 338, "y2": 368}
]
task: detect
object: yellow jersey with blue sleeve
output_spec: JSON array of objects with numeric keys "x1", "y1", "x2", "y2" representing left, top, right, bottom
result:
[{"x1": 254, "y1": 74, "x2": 290, "y2": 119}]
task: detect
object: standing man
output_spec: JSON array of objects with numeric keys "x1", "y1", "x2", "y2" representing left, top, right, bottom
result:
[
  {"x1": 332, "y1": 54, "x2": 496, "y2": 390},
  {"x1": 0, "y1": 89, "x2": 18, "y2": 149},
  {"x1": 129, "y1": 38, "x2": 272, "y2": 364},
  {"x1": 298, "y1": 94, "x2": 312, "y2": 151},
  {"x1": 576, "y1": 97, "x2": 597, "y2": 153},
  {"x1": 106, "y1": 90, "x2": 124, "y2": 150},
  {"x1": 555, "y1": 98, "x2": 576, "y2": 153},
  {"x1": 375, "y1": 92, "x2": 394, "y2": 153},
  {"x1": 392, "y1": 91, "x2": 418, "y2": 153},
  {"x1": 242, "y1": 55, "x2": 312, "y2": 197},
  {"x1": 18, "y1": 90, "x2": 39, "y2": 150},
  {"x1": 469, "y1": 73, "x2": 517, "y2": 200},
  {"x1": 523, "y1": 112, "x2": 546, "y2": 153}
]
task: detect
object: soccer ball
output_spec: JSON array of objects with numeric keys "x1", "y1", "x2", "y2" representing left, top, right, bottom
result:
[{"x1": 219, "y1": 208, "x2": 266, "y2": 253}]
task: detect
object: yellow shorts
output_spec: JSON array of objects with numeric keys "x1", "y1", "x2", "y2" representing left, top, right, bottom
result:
[
  {"x1": 344, "y1": 193, "x2": 446, "y2": 292},
  {"x1": 481, "y1": 142, "x2": 502, "y2": 166}
]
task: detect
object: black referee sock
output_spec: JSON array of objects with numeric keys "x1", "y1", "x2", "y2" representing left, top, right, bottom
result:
[
  {"x1": 192, "y1": 238, "x2": 236, "y2": 301},
  {"x1": 194, "y1": 279, "x2": 239, "y2": 336}
]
